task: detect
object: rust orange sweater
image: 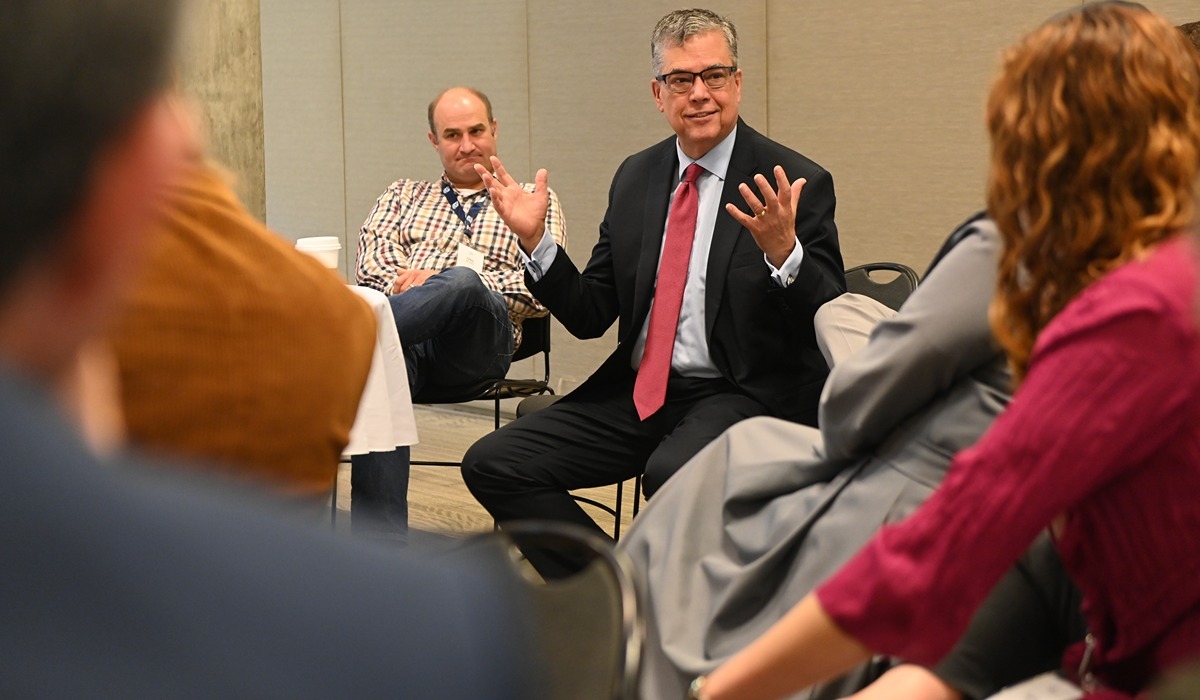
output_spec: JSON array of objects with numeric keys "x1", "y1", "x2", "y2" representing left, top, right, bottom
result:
[{"x1": 110, "y1": 162, "x2": 375, "y2": 499}]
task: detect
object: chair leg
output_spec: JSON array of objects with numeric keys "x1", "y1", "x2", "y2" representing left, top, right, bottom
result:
[
  {"x1": 613, "y1": 480, "x2": 624, "y2": 540},
  {"x1": 632, "y1": 474, "x2": 642, "y2": 518}
]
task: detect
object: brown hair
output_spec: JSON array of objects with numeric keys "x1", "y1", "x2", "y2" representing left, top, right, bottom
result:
[
  {"x1": 0, "y1": 0, "x2": 182, "y2": 296},
  {"x1": 1180, "y1": 20, "x2": 1200, "y2": 52},
  {"x1": 986, "y1": 2, "x2": 1200, "y2": 381}
]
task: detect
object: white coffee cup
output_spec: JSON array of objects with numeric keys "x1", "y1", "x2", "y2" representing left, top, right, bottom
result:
[{"x1": 295, "y1": 236, "x2": 341, "y2": 269}]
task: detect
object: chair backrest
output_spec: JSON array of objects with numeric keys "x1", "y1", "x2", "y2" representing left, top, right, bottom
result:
[
  {"x1": 513, "y1": 313, "x2": 551, "y2": 363},
  {"x1": 485, "y1": 520, "x2": 643, "y2": 700},
  {"x1": 844, "y1": 262, "x2": 920, "y2": 311}
]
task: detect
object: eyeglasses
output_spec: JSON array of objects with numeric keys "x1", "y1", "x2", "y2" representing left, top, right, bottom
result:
[{"x1": 656, "y1": 65, "x2": 737, "y2": 94}]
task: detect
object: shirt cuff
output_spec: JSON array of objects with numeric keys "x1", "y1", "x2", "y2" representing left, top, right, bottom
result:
[
  {"x1": 766, "y1": 238, "x2": 804, "y2": 287},
  {"x1": 522, "y1": 230, "x2": 558, "y2": 281}
]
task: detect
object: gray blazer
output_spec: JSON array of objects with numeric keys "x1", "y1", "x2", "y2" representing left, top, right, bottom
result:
[{"x1": 617, "y1": 220, "x2": 1010, "y2": 699}]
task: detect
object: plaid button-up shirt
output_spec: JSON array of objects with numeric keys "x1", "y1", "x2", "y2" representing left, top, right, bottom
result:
[{"x1": 355, "y1": 176, "x2": 566, "y2": 348}]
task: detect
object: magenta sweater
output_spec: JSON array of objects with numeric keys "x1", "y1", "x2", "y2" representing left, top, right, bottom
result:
[{"x1": 817, "y1": 237, "x2": 1200, "y2": 697}]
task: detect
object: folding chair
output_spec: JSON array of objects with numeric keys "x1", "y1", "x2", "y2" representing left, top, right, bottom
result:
[{"x1": 844, "y1": 261, "x2": 920, "y2": 311}]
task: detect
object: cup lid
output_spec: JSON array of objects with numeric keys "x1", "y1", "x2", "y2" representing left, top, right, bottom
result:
[{"x1": 296, "y1": 236, "x2": 341, "y2": 249}]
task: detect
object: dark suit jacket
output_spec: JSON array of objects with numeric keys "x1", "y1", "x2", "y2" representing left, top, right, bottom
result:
[{"x1": 529, "y1": 120, "x2": 844, "y2": 424}]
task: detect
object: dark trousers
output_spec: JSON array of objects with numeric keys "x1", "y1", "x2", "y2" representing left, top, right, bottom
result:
[
  {"x1": 350, "y1": 447, "x2": 410, "y2": 545},
  {"x1": 461, "y1": 370, "x2": 768, "y2": 577},
  {"x1": 388, "y1": 266, "x2": 513, "y2": 396},
  {"x1": 933, "y1": 533, "x2": 1086, "y2": 699}
]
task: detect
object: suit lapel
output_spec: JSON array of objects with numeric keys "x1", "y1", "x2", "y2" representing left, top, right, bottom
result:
[
  {"x1": 631, "y1": 144, "x2": 678, "y2": 328},
  {"x1": 706, "y1": 121, "x2": 756, "y2": 337}
]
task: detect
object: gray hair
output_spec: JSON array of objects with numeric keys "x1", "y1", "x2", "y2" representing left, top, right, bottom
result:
[
  {"x1": 427, "y1": 87, "x2": 495, "y2": 137},
  {"x1": 651, "y1": 8, "x2": 738, "y2": 76},
  {"x1": 0, "y1": 0, "x2": 182, "y2": 294}
]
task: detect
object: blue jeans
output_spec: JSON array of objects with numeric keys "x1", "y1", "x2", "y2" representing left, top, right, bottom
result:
[
  {"x1": 350, "y1": 447, "x2": 410, "y2": 544},
  {"x1": 389, "y1": 267, "x2": 514, "y2": 396},
  {"x1": 350, "y1": 268, "x2": 514, "y2": 541}
]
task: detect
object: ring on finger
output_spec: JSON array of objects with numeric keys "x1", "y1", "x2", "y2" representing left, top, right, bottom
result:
[{"x1": 756, "y1": 208, "x2": 768, "y2": 218}]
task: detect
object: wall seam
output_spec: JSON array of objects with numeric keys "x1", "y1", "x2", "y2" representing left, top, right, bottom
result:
[
  {"x1": 523, "y1": 0, "x2": 543, "y2": 377},
  {"x1": 525, "y1": 0, "x2": 535, "y2": 181},
  {"x1": 336, "y1": 0, "x2": 350, "y2": 276},
  {"x1": 764, "y1": 0, "x2": 770, "y2": 135}
]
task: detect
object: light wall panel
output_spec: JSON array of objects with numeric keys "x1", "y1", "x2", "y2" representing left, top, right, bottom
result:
[
  {"x1": 338, "y1": 0, "x2": 532, "y2": 253},
  {"x1": 768, "y1": 1, "x2": 1071, "y2": 273},
  {"x1": 260, "y1": 0, "x2": 347, "y2": 263},
  {"x1": 1146, "y1": 0, "x2": 1200, "y2": 24}
]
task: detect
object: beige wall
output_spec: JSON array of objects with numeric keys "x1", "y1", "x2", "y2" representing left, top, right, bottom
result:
[
  {"x1": 178, "y1": 0, "x2": 265, "y2": 220},
  {"x1": 260, "y1": 0, "x2": 1199, "y2": 393}
]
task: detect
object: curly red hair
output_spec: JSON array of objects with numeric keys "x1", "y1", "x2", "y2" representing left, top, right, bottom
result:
[{"x1": 986, "y1": 2, "x2": 1200, "y2": 381}]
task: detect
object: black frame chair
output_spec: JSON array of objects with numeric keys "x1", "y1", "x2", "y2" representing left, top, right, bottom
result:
[
  {"x1": 844, "y1": 261, "x2": 920, "y2": 311},
  {"x1": 483, "y1": 520, "x2": 643, "y2": 700},
  {"x1": 410, "y1": 314, "x2": 554, "y2": 467}
]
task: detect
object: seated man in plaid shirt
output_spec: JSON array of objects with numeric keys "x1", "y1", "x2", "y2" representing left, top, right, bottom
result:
[{"x1": 352, "y1": 86, "x2": 566, "y2": 541}]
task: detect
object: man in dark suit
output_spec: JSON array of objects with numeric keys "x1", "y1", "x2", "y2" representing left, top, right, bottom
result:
[
  {"x1": 0, "y1": 2, "x2": 539, "y2": 697},
  {"x1": 464, "y1": 8, "x2": 844, "y2": 573}
]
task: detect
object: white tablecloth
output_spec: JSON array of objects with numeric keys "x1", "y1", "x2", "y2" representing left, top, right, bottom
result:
[{"x1": 344, "y1": 286, "x2": 419, "y2": 455}]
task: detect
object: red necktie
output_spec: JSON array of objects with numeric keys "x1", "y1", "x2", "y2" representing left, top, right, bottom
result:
[{"x1": 633, "y1": 163, "x2": 703, "y2": 420}]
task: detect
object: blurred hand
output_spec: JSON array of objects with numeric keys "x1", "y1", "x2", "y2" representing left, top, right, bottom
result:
[{"x1": 57, "y1": 340, "x2": 125, "y2": 455}]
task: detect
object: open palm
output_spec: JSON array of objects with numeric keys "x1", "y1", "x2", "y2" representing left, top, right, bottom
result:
[{"x1": 474, "y1": 156, "x2": 550, "y2": 251}]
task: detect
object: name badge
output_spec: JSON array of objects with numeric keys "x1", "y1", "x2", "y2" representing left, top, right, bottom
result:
[
  {"x1": 457, "y1": 243, "x2": 486, "y2": 273},
  {"x1": 989, "y1": 672, "x2": 1082, "y2": 700}
]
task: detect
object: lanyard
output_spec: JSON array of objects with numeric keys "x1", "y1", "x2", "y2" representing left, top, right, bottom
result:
[{"x1": 440, "y1": 181, "x2": 488, "y2": 238}]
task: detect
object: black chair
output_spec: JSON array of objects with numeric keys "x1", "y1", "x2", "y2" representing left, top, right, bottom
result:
[
  {"x1": 844, "y1": 261, "x2": 920, "y2": 311},
  {"x1": 479, "y1": 520, "x2": 643, "y2": 700},
  {"x1": 410, "y1": 314, "x2": 554, "y2": 467}
]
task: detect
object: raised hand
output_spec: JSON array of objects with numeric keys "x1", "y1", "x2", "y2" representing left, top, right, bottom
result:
[
  {"x1": 474, "y1": 156, "x2": 551, "y2": 254},
  {"x1": 724, "y1": 165, "x2": 806, "y2": 269}
]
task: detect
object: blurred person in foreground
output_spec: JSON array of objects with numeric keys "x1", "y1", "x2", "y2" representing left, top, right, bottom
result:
[
  {"x1": 109, "y1": 152, "x2": 377, "y2": 511},
  {"x1": 694, "y1": 3, "x2": 1200, "y2": 699},
  {"x1": 0, "y1": 1, "x2": 539, "y2": 697}
]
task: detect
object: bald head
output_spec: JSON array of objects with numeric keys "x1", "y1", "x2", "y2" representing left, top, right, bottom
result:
[
  {"x1": 426, "y1": 87, "x2": 498, "y2": 189},
  {"x1": 427, "y1": 87, "x2": 494, "y2": 135}
]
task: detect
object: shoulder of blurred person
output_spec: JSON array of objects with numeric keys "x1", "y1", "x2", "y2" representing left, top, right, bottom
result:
[
  {"x1": 0, "y1": 366, "x2": 541, "y2": 699},
  {"x1": 109, "y1": 158, "x2": 376, "y2": 500}
]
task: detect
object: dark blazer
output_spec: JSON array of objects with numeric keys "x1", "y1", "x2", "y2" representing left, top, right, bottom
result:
[
  {"x1": 529, "y1": 120, "x2": 844, "y2": 424},
  {"x1": 0, "y1": 373, "x2": 540, "y2": 699}
]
